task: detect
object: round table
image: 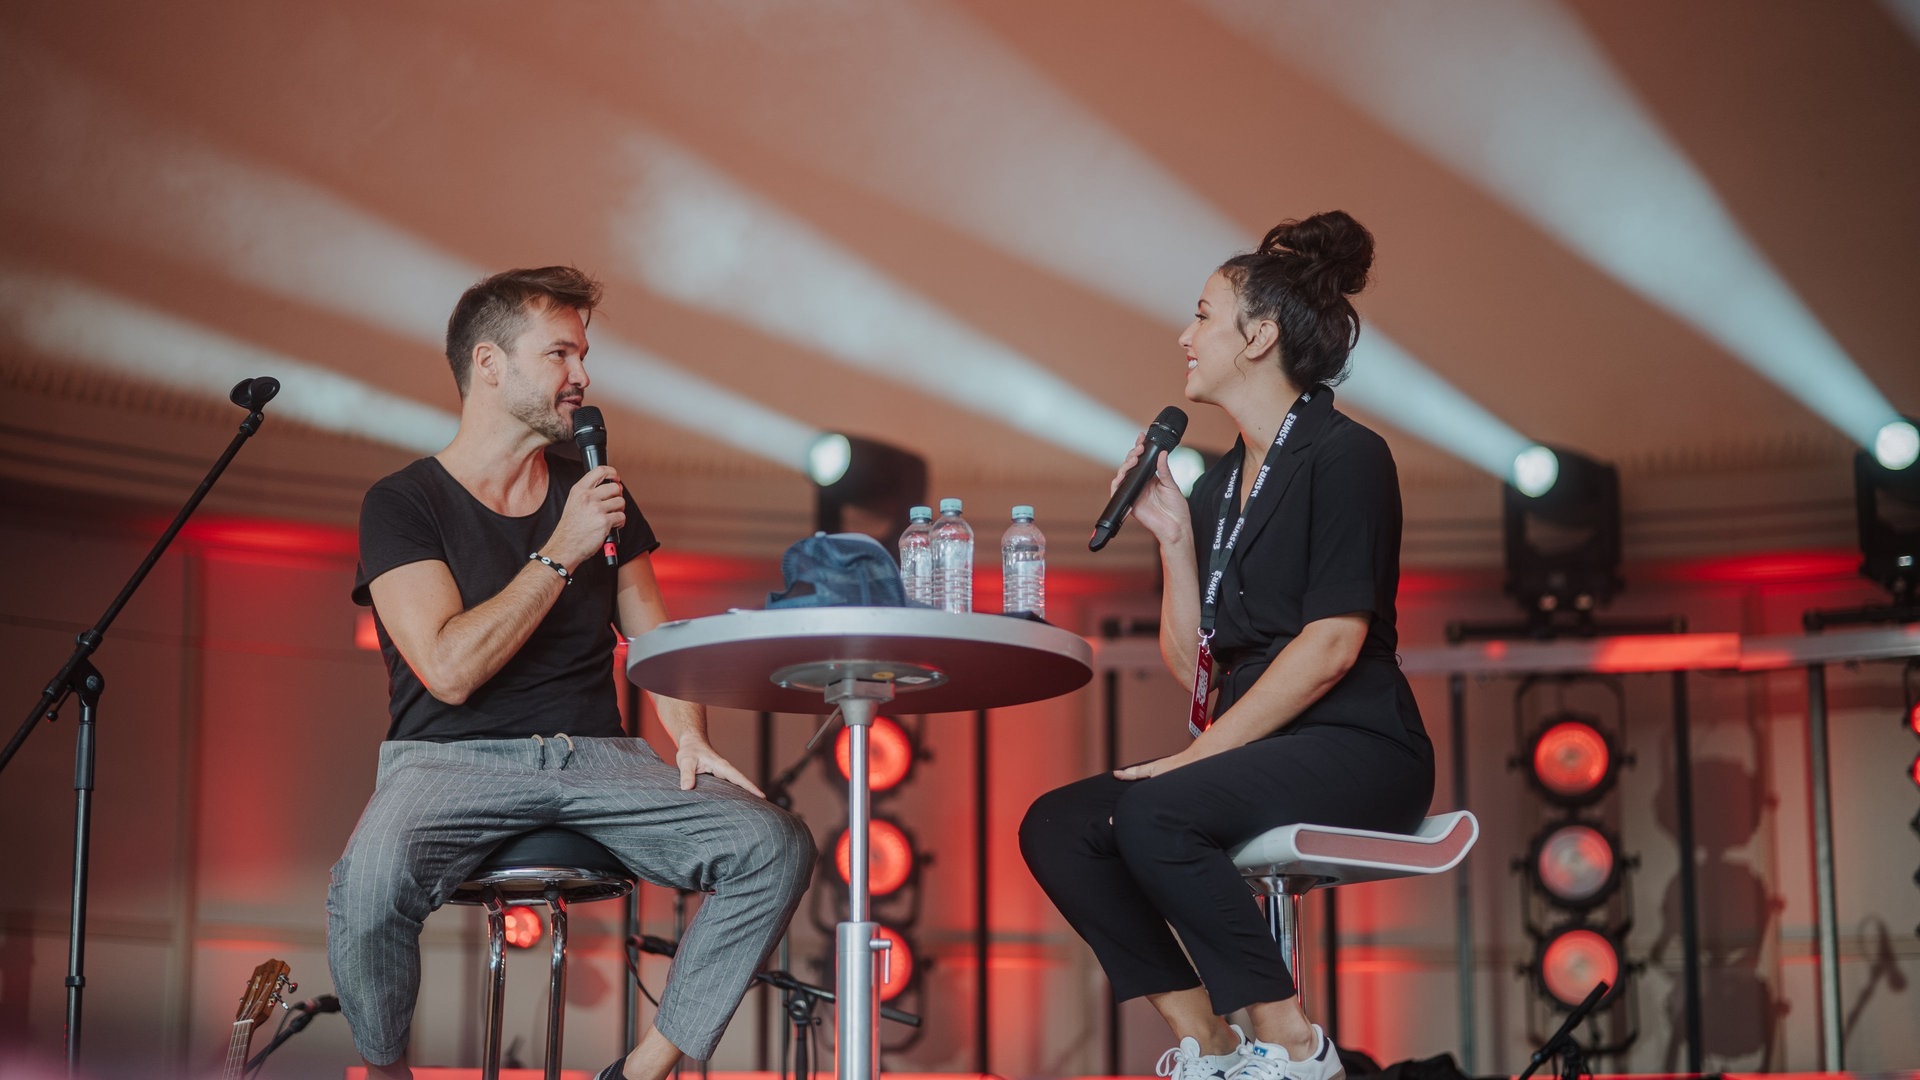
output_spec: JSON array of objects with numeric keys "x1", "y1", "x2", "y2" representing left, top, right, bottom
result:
[{"x1": 627, "y1": 607, "x2": 1092, "y2": 1080}]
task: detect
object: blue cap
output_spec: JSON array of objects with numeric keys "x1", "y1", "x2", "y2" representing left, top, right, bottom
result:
[
  {"x1": 939, "y1": 498, "x2": 963, "y2": 514},
  {"x1": 909, "y1": 505, "x2": 932, "y2": 521},
  {"x1": 1012, "y1": 505, "x2": 1034, "y2": 519}
]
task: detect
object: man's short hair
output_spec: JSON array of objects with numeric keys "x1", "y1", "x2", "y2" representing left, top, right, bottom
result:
[{"x1": 444, "y1": 266, "x2": 603, "y2": 396}]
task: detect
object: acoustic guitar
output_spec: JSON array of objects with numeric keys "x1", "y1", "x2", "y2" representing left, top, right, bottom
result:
[{"x1": 222, "y1": 959, "x2": 294, "y2": 1080}]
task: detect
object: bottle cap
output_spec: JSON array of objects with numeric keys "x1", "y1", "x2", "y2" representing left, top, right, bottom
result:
[
  {"x1": 909, "y1": 505, "x2": 932, "y2": 521},
  {"x1": 939, "y1": 498, "x2": 963, "y2": 513},
  {"x1": 1011, "y1": 505, "x2": 1034, "y2": 519}
]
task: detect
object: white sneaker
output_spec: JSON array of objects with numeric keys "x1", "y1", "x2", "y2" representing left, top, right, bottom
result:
[
  {"x1": 1229, "y1": 1025, "x2": 1344, "y2": 1080},
  {"x1": 1155, "y1": 1025, "x2": 1252, "y2": 1080}
]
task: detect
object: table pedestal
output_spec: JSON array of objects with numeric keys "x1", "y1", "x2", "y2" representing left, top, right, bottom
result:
[{"x1": 625, "y1": 608, "x2": 1092, "y2": 1080}]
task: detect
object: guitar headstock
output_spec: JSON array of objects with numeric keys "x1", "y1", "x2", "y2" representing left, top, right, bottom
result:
[{"x1": 234, "y1": 959, "x2": 294, "y2": 1027}]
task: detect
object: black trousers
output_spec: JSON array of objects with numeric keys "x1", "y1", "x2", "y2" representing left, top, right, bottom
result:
[{"x1": 1019, "y1": 723, "x2": 1433, "y2": 1016}]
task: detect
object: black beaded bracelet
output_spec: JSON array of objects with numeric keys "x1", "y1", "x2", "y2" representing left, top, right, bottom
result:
[{"x1": 527, "y1": 552, "x2": 573, "y2": 586}]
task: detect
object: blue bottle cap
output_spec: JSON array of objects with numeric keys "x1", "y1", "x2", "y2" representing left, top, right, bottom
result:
[{"x1": 939, "y1": 498, "x2": 963, "y2": 514}]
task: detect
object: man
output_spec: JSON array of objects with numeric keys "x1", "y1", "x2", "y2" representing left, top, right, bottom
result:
[{"x1": 329, "y1": 266, "x2": 814, "y2": 1080}]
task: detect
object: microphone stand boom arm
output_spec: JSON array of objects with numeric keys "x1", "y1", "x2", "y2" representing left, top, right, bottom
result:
[{"x1": 2, "y1": 376, "x2": 278, "y2": 1070}]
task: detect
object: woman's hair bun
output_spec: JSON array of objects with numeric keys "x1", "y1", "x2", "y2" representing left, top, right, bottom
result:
[{"x1": 1258, "y1": 210, "x2": 1374, "y2": 307}]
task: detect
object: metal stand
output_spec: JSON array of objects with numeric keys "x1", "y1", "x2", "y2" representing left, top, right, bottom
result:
[
  {"x1": 824, "y1": 675, "x2": 895, "y2": 1080},
  {"x1": 1, "y1": 376, "x2": 277, "y2": 1075},
  {"x1": 626, "y1": 608, "x2": 1091, "y2": 1080}
]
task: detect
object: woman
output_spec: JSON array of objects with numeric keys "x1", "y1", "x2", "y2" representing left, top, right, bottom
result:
[{"x1": 1020, "y1": 211, "x2": 1433, "y2": 1080}]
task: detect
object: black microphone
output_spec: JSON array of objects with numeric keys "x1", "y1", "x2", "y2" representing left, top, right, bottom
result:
[
  {"x1": 570, "y1": 405, "x2": 619, "y2": 566},
  {"x1": 1089, "y1": 406, "x2": 1187, "y2": 551},
  {"x1": 228, "y1": 376, "x2": 281, "y2": 410},
  {"x1": 291, "y1": 994, "x2": 341, "y2": 1015},
  {"x1": 630, "y1": 934, "x2": 679, "y2": 958}
]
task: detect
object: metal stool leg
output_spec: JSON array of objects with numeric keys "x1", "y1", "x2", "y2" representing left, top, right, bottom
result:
[
  {"x1": 546, "y1": 886, "x2": 568, "y2": 1080},
  {"x1": 1262, "y1": 876, "x2": 1316, "y2": 1015},
  {"x1": 482, "y1": 889, "x2": 509, "y2": 1080}
]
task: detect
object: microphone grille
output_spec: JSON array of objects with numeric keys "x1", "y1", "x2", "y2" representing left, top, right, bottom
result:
[
  {"x1": 571, "y1": 405, "x2": 606, "y2": 442},
  {"x1": 1148, "y1": 406, "x2": 1188, "y2": 444}
]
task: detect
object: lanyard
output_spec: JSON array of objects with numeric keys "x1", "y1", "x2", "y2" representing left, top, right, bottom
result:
[{"x1": 1188, "y1": 390, "x2": 1311, "y2": 737}]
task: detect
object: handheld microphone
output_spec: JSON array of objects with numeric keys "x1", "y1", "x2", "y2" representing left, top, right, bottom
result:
[
  {"x1": 570, "y1": 405, "x2": 619, "y2": 566},
  {"x1": 1089, "y1": 406, "x2": 1187, "y2": 551},
  {"x1": 291, "y1": 994, "x2": 341, "y2": 1015}
]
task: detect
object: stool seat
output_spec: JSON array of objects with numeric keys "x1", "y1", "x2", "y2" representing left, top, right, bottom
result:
[
  {"x1": 447, "y1": 826, "x2": 636, "y2": 906},
  {"x1": 1229, "y1": 810, "x2": 1479, "y2": 888},
  {"x1": 444, "y1": 827, "x2": 637, "y2": 1080},
  {"x1": 1229, "y1": 811, "x2": 1478, "y2": 1016}
]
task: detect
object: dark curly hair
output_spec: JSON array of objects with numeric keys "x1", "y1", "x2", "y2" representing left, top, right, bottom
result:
[
  {"x1": 444, "y1": 266, "x2": 603, "y2": 396},
  {"x1": 1217, "y1": 211, "x2": 1374, "y2": 387}
]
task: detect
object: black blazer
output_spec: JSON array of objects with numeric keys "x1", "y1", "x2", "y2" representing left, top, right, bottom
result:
[{"x1": 1186, "y1": 387, "x2": 1426, "y2": 746}]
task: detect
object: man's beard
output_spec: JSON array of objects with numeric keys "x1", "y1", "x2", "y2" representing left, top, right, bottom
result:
[
  {"x1": 502, "y1": 360, "x2": 572, "y2": 443},
  {"x1": 508, "y1": 393, "x2": 570, "y2": 443}
]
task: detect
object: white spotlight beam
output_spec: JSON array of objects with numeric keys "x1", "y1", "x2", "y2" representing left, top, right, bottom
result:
[
  {"x1": 1198, "y1": 0, "x2": 1906, "y2": 451},
  {"x1": 638, "y1": 1, "x2": 1538, "y2": 479},
  {"x1": 0, "y1": 267, "x2": 458, "y2": 453},
  {"x1": 614, "y1": 134, "x2": 1140, "y2": 463},
  {"x1": 0, "y1": 32, "x2": 818, "y2": 470}
]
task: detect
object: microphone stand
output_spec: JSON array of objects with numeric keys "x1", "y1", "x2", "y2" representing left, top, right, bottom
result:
[
  {"x1": 1518, "y1": 981, "x2": 1609, "y2": 1080},
  {"x1": 245, "y1": 1001, "x2": 337, "y2": 1074},
  {"x1": 1, "y1": 377, "x2": 279, "y2": 1074}
]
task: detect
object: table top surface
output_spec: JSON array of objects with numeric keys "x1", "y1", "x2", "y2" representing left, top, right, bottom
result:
[{"x1": 625, "y1": 607, "x2": 1093, "y2": 715}]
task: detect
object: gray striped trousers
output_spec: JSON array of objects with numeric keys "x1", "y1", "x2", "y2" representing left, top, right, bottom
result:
[{"x1": 325, "y1": 735, "x2": 815, "y2": 1064}]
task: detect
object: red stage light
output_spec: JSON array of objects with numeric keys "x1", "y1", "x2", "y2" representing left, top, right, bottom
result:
[
  {"x1": 1537, "y1": 926, "x2": 1620, "y2": 1009},
  {"x1": 1908, "y1": 701, "x2": 1920, "y2": 737},
  {"x1": 876, "y1": 925, "x2": 914, "y2": 1001},
  {"x1": 835, "y1": 717, "x2": 913, "y2": 791},
  {"x1": 835, "y1": 818, "x2": 916, "y2": 896},
  {"x1": 1530, "y1": 717, "x2": 1615, "y2": 804},
  {"x1": 1909, "y1": 751, "x2": 1920, "y2": 789},
  {"x1": 503, "y1": 907, "x2": 543, "y2": 949},
  {"x1": 1532, "y1": 823, "x2": 1618, "y2": 907}
]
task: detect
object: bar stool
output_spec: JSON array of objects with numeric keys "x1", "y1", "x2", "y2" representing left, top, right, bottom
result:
[
  {"x1": 445, "y1": 826, "x2": 637, "y2": 1080},
  {"x1": 1228, "y1": 811, "x2": 1479, "y2": 1009}
]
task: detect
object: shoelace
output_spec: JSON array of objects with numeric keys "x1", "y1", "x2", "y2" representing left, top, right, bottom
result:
[{"x1": 1156, "y1": 1043, "x2": 1231, "y2": 1080}]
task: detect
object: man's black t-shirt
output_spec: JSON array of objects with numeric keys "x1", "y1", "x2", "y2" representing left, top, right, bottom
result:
[
  {"x1": 1186, "y1": 388, "x2": 1426, "y2": 745},
  {"x1": 352, "y1": 451, "x2": 659, "y2": 742}
]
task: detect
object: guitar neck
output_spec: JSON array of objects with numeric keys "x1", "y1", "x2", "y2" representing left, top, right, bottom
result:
[{"x1": 223, "y1": 1017, "x2": 255, "y2": 1080}]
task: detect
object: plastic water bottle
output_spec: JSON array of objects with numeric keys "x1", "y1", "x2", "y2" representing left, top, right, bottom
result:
[
  {"x1": 930, "y1": 498, "x2": 974, "y2": 613},
  {"x1": 898, "y1": 505, "x2": 934, "y2": 607},
  {"x1": 1001, "y1": 505, "x2": 1046, "y2": 619}
]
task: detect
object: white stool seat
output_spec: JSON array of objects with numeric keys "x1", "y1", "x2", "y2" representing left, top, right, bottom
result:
[{"x1": 1230, "y1": 810, "x2": 1479, "y2": 887}]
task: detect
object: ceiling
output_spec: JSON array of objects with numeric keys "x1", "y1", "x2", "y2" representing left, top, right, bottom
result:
[{"x1": 1, "y1": 1, "x2": 1915, "y2": 572}]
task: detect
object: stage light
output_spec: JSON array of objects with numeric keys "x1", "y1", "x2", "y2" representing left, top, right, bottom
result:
[
  {"x1": 1908, "y1": 701, "x2": 1920, "y2": 738},
  {"x1": 1529, "y1": 823, "x2": 1620, "y2": 909},
  {"x1": 1503, "y1": 446, "x2": 1622, "y2": 624},
  {"x1": 875, "y1": 924, "x2": 915, "y2": 1002},
  {"x1": 503, "y1": 907, "x2": 543, "y2": 950},
  {"x1": 1877, "y1": 420, "x2": 1920, "y2": 471},
  {"x1": 1528, "y1": 715, "x2": 1618, "y2": 806},
  {"x1": 807, "y1": 434, "x2": 927, "y2": 534},
  {"x1": 808, "y1": 434, "x2": 853, "y2": 487},
  {"x1": 1852, "y1": 437, "x2": 1920, "y2": 600},
  {"x1": 1513, "y1": 445, "x2": 1560, "y2": 499},
  {"x1": 1535, "y1": 926, "x2": 1622, "y2": 1010},
  {"x1": 834, "y1": 818, "x2": 917, "y2": 897},
  {"x1": 835, "y1": 716, "x2": 914, "y2": 792}
]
